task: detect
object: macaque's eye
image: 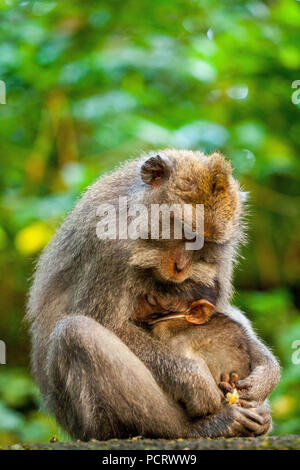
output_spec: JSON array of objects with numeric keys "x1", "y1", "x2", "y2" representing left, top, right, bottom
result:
[{"x1": 152, "y1": 168, "x2": 165, "y2": 179}]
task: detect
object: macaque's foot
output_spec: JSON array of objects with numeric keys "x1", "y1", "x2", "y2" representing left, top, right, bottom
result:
[
  {"x1": 223, "y1": 403, "x2": 272, "y2": 437},
  {"x1": 219, "y1": 372, "x2": 246, "y2": 406},
  {"x1": 219, "y1": 372, "x2": 239, "y2": 394}
]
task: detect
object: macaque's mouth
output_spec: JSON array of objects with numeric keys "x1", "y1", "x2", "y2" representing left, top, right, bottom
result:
[{"x1": 154, "y1": 269, "x2": 191, "y2": 284}]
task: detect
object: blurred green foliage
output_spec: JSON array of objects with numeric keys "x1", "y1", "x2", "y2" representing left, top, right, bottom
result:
[{"x1": 0, "y1": 0, "x2": 299, "y2": 444}]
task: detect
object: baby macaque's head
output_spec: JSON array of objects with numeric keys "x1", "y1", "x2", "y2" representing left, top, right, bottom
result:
[
  {"x1": 129, "y1": 149, "x2": 245, "y2": 285},
  {"x1": 134, "y1": 295, "x2": 215, "y2": 327}
]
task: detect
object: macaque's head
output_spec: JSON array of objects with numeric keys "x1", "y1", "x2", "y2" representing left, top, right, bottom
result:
[{"x1": 129, "y1": 149, "x2": 246, "y2": 284}]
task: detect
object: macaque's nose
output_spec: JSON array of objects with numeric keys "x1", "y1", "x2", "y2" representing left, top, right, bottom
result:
[
  {"x1": 171, "y1": 249, "x2": 191, "y2": 280},
  {"x1": 160, "y1": 246, "x2": 192, "y2": 282},
  {"x1": 174, "y1": 260, "x2": 187, "y2": 273}
]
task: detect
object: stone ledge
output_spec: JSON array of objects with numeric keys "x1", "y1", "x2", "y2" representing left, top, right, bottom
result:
[{"x1": 3, "y1": 435, "x2": 300, "y2": 450}]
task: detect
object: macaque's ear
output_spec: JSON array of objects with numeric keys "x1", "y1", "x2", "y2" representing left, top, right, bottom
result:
[
  {"x1": 140, "y1": 154, "x2": 172, "y2": 187},
  {"x1": 208, "y1": 153, "x2": 232, "y2": 194},
  {"x1": 186, "y1": 299, "x2": 215, "y2": 325}
]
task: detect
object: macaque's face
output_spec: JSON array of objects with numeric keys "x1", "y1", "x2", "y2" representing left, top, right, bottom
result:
[
  {"x1": 130, "y1": 235, "x2": 228, "y2": 285},
  {"x1": 152, "y1": 239, "x2": 221, "y2": 284},
  {"x1": 129, "y1": 149, "x2": 243, "y2": 285}
]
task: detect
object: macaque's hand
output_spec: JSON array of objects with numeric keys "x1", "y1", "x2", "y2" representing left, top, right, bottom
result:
[
  {"x1": 217, "y1": 402, "x2": 272, "y2": 437},
  {"x1": 235, "y1": 363, "x2": 280, "y2": 403}
]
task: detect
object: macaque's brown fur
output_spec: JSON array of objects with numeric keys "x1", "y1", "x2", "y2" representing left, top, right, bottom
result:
[{"x1": 26, "y1": 149, "x2": 280, "y2": 440}]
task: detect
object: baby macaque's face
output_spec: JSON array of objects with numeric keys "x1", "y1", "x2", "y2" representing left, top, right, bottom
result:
[{"x1": 134, "y1": 294, "x2": 215, "y2": 326}]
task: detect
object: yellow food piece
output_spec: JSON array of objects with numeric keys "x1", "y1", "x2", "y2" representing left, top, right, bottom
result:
[{"x1": 226, "y1": 388, "x2": 239, "y2": 405}]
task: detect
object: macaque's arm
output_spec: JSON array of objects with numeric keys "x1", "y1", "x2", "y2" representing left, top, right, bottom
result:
[
  {"x1": 235, "y1": 336, "x2": 281, "y2": 402},
  {"x1": 227, "y1": 306, "x2": 280, "y2": 402}
]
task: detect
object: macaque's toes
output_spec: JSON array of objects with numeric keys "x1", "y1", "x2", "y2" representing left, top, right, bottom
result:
[
  {"x1": 230, "y1": 372, "x2": 239, "y2": 384},
  {"x1": 235, "y1": 378, "x2": 251, "y2": 390},
  {"x1": 219, "y1": 381, "x2": 233, "y2": 394},
  {"x1": 238, "y1": 399, "x2": 259, "y2": 408},
  {"x1": 220, "y1": 373, "x2": 230, "y2": 383}
]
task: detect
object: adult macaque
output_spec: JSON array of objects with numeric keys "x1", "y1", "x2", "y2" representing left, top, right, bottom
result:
[{"x1": 26, "y1": 150, "x2": 280, "y2": 440}]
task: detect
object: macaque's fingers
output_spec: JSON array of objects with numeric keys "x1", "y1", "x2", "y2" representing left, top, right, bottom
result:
[
  {"x1": 228, "y1": 410, "x2": 263, "y2": 436},
  {"x1": 254, "y1": 421, "x2": 272, "y2": 436},
  {"x1": 236, "y1": 386, "x2": 263, "y2": 402},
  {"x1": 229, "y1": 372, "x2": 239, "y2": 387},
  {"x1": 220, "y1": 373, "x2": 230, "y2": 383},
  {"x1": 236, "y1": 389, "x2": 254, "y2": 401},
  {"x1": 243, "y1": 404, "x2": 272, "y2": 434},
  {"x1": 226, "y1": 422, "x2": 251, "y2": 437},
  {"x1": 235, "y1": 378, "x2": 252, "y2": 390},
  {"x1": 247, "y1": 407, "x2": 272, "y2": 436},
  {"x1": 239, "y1": 407, "x2": 265, "y2": 425},
  {"x1": 238, "y1": 399, "x2": 259, "y2": 408},
  {"x1": 220, "y1": 403, "x2": 271, "y2": 438},
  {"x1": 232, "y1": 408, "x2": 270, "y2": 436},
  {"x1": 230, "y1": 372, "x2": 239, "y2": 382},
  {"x1": 255, "y1": 403, "x2": 272, "y2": 419}
]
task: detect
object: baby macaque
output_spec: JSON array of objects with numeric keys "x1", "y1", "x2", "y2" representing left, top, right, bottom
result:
[{"x1": 134, "y1": 293, "x2": 251, "y2": 407}]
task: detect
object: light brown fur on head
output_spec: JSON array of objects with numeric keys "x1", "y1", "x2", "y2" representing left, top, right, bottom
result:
[
  {"x1": 129, "y1": 149, "x2": 245, "y2": 286},
  {"x1": 144, "y1": 149, "x2": 242, "y2": 242}
]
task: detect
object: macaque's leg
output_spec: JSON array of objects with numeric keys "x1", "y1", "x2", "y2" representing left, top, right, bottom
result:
[{"x1": 46, "y1": 315, "x2": 190, "y2": 441}]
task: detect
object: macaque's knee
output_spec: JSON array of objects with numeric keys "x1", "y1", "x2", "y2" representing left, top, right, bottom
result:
[
  {"x1": 46, "y1": 316, "x2": 124, "y2": 440},
  {"x1": 48, "y1": 315, "x2": 114, "y2": 370},
  {"x1": 46, "y1": 315, "x2": 189, "y2": 440}
]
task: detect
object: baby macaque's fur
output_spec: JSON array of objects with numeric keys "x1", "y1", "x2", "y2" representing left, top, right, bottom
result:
[
  {"x1": 26, "y1": 149, "x2": 280, "y2": 440},
  {"x1": 135, "y1": 293, "x2": 251, "y2": 392}
]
